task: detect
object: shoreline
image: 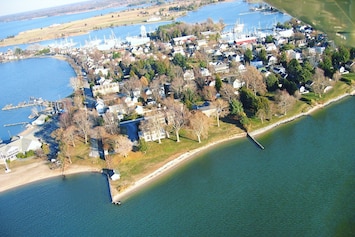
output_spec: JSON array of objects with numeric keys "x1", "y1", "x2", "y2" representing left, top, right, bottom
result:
[
  {"x1": 0, "y1": 160, "x2": 101, "y2": 193},
  {"x1": 110, "y1": 90, "x2": 355, "y2": 202},
  {"x1": 0, "y1": 90, "x2": 354, "y2": 197}
]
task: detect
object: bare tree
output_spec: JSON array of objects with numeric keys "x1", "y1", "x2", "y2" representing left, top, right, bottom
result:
[
  {"x1": 275, "y1": 90, "x2": 295, "y2": 115},
  {"x1": 59, "y1": 112, "x2": 72, "y2": 129},
  {"x1": 73, "y1": 93, "x2": 84, "y2": 109},
  {"x1": 219, "y1": 83, "x2": 237, "y2": 103},
  {"x1": 122, "y1": 77, "x2": 142, "y2": 96},
  {"x1": 312, "y1": 68, "x2": 332, "y2": 98},
  {"x1": 189, "y1": 111, "x2": 209, "y2": 143},
  {"x1": 332, "y1": 70, "x2": 341, "y2": 82},
  {"x1": 52, "y1": 127, "x2": 72, "y2": 174},
  {"x1": 241, "y1": 65, "x2": 266, "y2": 96},
  {"x1": 170, "y1": 75, "x2": 185, "y2": 99},
  {"x1": 70, "y1": 77, "x2": 84, "y2": 92},
  {"x1": 115, "y1": 135, "x2": 133, "y2": 157},
  {"x1": 73, "y1": 108, "x2": 92, "y2": 144},
  {"x1": 212, "y1": 98, "x2": 229, "y2": 127},
  {"x1": 63, "y1": 125, "x2": 77, "y2": 147},
  {"x1": 150, "y1": 77, "x2": 165, "y2": 102},
  {"x1": 103, "y1": 111, "x2": 120, "y2": 135},
  {"x1": 256, "y1": 109, "x2": 267, "y2": 124},
  {"x1": 201, "y1": 86, "x2": 217, "y2": 101},
  {"x1": 163, "y1": 98, "x2": 189, "y2": 142}
]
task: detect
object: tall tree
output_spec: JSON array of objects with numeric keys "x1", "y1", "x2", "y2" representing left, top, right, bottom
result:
[
  {"x1": 170, "y1": 74, "x2": 185, "y2": 99},
  {"x1": 275, "y1": 90, "x2": 295, "y2": 115},
  {"x1": 212, "y1": 98, "x2": 229, "y2": 127},
  {"x1": 241, "y1": 65, "x2": 266, "y2": 96},
  {"x1": 63, "y1": 125, "x2": 77, "y2": 148},
  {"x1": 164, "y1": 98, "x2": 188, "y2": 142},
  {"x1": 115, "y1": 135, "x2": 133, "y2": 157},
  {"x1": 122, "y1": 77, "x2": 142, "y2": 96},
  {"x1": 230, "y1": 99, "x2": 244, "y2": 119},
  {"x1": 103, "y1": 112, "x2": 120, "y2": 135},
  {"x1": 312, "y1": 68, "x2": 331, "y2": 98},
  {"x1": 215, "y1": 74, "x2": 222, "y2": 92},
  {"x1": 219, "y1": 83, "x2": 237, "y2": 103},
  {"x1": 244, "y1": 49, "x2": 253, "y2": 63},
  {"x1": 73, "y1": 108, "x2": 91, "y2": 144},
  {"x1": 189, "y1": 111, "x2": 209, "y2": 143}
]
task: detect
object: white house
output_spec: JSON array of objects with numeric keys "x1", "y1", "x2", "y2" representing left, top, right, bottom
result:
[
  {"x1": 32, "y1": 114, "x2": 47, "y2": 126},
  {"x1": 233, "y1": 78, "x2": 245, "y2": 89},
  {"x1": 95, "y1": 98, "x2": 106, "y2": 115},
  {"x1": 92, "y1": 81, "x2": 120, "y2": 96},
  {"x1": 0, "y1": 136, "x2": 42, "y2": 164}
]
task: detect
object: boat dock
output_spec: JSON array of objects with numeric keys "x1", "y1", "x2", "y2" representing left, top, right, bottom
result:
[
  {"x1": 1, "y1": 97, "x2": 46, "y2": 111},
  {"x1": 247, "y1": 133, "x2": 265, "y2": 150},
  {"x1": 4, "y1": 122, "x2": 29, "y2": 127}
]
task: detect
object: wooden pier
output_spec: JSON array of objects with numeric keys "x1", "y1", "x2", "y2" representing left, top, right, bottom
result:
[
  {"x1": 247, "y1": 133, "x2": 265, "y2": 150},
  {"x1": 1, "y1": 97, "x2": 47, "y2": 111},
  {"x1": 4, "y1": 122, "x2": 29, "y2": 127}
]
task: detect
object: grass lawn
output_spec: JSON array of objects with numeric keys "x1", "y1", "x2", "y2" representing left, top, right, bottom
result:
[{"x1": 109, "y1": 119, "x2": 244, "y2": 192}]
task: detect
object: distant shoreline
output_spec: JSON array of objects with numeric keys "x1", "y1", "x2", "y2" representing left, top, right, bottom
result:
[{"x1": 0, "y1": 0, "x2": 202, "y2": 47}]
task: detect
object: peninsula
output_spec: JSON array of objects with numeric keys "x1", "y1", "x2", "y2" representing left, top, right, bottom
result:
[{"x1": 0, "y1": 0, "x2": 354, "y2": 204}]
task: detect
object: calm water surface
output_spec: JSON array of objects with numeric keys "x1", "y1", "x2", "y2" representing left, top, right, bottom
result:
[
  {"x1": 0, "y1": 97, "x2": 354, "y2": 237},
  {"x1": 0, "y1": 58, "x2": 74, "y2": 141}
]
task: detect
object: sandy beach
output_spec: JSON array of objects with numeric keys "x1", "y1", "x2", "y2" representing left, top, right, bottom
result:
[
  {"x1": 1, "y1": 91, "x2": 354, "y2": 199},
  {"x1": 0, "y1": 161, "x2": 100, "y2": 193}
]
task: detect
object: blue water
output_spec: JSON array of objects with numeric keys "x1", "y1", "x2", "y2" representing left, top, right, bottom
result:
[
  {"x1": 0, "y1": 58, "x2": 74, "y2": 141},
  {"x1": 0, "y1": 0, "x2": 291, "y2": 52},
  {"x1": 177, "y1": 0, "x2": 290, "y2": 32},
  {"x1": 0, "y1": 97, "x2": 354, "y2": 236},
  {"x1": 0, "y1": 5, "x2": 131, "y2": 40}
]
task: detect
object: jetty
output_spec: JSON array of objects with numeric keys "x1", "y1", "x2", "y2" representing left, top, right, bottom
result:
[{"x1": 247, "y1": 133, "x2": 265, "y2": 150}]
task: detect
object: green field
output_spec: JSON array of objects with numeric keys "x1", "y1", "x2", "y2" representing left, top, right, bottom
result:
[{"x1": 265, "y1": 0, "x2": 355, "y2": 47}]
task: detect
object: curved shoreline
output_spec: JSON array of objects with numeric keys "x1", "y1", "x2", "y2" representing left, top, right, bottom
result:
[
  {"x1": 110, "y1": 90, "x2": 355, "y2": 202},
  {"x1": 0, "y1": 160, "x2": 101, "y2": 193},
  {"x1": 1, "y1": 91, "x2": 354, "y2": 197}
]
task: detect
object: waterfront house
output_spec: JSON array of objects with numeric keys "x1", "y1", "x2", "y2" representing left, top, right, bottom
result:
[{"x1": 0, "y1": 136, "x2": 42, "y2": 163}]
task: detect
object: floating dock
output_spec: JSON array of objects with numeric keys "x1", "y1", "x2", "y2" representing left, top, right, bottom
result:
[{"x1": 247, "y1": 133, "x2": 265, "y2": 150}]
